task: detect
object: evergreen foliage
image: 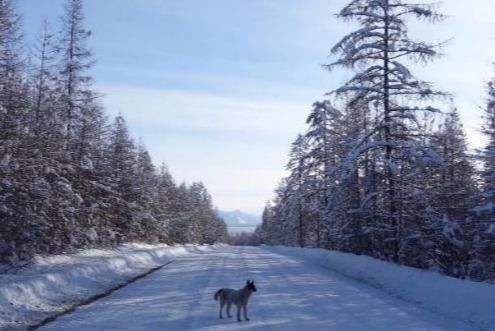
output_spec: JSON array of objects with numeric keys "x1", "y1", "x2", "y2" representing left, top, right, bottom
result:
[
  {"x1": 0, "y1": 0, "x2": 227, "y2": 265},
  {"x1": 255, "y1": 0, "x2": 495, "y2": 282}
]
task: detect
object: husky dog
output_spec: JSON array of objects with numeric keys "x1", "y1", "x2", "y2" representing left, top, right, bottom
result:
[{"x1": 214, "y1": 280, "x2": 257, "y2": 322}]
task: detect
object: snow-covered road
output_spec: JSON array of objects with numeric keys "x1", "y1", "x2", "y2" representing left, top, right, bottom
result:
[{"x1": 41, "y1": 246, "x2": 475, "y2": 331}]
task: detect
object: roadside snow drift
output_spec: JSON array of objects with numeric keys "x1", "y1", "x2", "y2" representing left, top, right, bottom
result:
[
  {"x1": 266, "y1": 245, "x2": 495, "y2": 331},
  {"x1": 0, "y1": 244, "x2": 215, "y2": 331}
]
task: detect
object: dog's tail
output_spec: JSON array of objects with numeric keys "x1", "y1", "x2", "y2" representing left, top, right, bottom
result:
[{"x1": 214, "y1": 289, "x2": 223, "y2": 301}]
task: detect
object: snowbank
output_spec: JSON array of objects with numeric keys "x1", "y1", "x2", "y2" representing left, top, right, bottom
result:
[
  {"x1": 0, "y1": 243, "x2": 216, "y2": 330},
  {"x1": 265, "y1": 245, "x2": 495, "y2": 331}
]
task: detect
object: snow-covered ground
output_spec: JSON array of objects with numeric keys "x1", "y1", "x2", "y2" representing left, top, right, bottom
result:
[
  {"x1": 0, "y1": 243, "x2": 214, "y2": 331},
  {"x1": 266, "y1": 245, "x2": 495, "y2": 331},
  {"x1": 36, "y1": 246, "x2": 480, "y2": 331}
]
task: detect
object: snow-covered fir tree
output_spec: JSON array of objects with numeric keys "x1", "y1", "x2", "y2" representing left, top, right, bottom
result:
[
  {"x1": 479, "y1": 81, "x2": 495, "y2": 214},
  {"x1": 0, "y1": 0, "x2": 228, "y2": 265},
  {"x1": 304, "y1": 101, "x2": 343, "y2": 248},
  {"x1": 472, "y1": 79, "x2": 495, "y2": 280},
  {"x1": 255, "y1": 0, "x2": 493, "y2": 281},
  {"x1": 326, "y1": 0, "x2": 447, "y2": 262},
  {"x1": 431, "y1": 109, "x2": 478, "y2": 219}
]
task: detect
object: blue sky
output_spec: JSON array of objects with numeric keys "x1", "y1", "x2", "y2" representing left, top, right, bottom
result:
[{"x1": 19, "y1": 0, "x2": 495, "y2": 214}]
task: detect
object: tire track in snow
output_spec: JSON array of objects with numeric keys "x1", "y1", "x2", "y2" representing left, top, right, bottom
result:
[
  {"x1": 237, "y1": 247, "x2": 272, "y2": 327},
  {"x1": 240, "y1": 247, "x2": 303, "y2": 331},
  {"x1": 254, "y1": 247, "x2": 472, "y2": 331},
  {"x1": 248, "y1": 248, "x2": 376, "y2": 331},
  {"x1": 182, "y1": 247, "x2": 232, "y2": 330}
]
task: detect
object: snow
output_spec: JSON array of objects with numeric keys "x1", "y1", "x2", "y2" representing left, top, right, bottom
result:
[
  {"x1": 487, "y1": 223, "x2": 495, "y2": 234},
  {"x1": 79, "y1": 156, "x2": 94, "y2": 171},
  {"x1": 472, "y1": 202, "x2": 495, "y2": 215},
  {"x1": 266, "y1": 245, "x2": 495, "y2": 331},
  {"x1": 0, "y1": 153, "x2": 10, "y2": 168},
  {"x1": 39, "y1": 246, "x2": 476, "y2": 331},
  {"x1": 0, "y1": 243, "x2": 215, "y2": 330}
]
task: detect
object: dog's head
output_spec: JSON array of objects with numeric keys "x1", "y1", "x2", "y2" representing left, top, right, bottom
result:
[{"x1": 246, "y1": 280, "x2": 257, "y2": 292}]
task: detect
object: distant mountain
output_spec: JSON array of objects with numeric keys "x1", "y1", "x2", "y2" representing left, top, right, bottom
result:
[{"x1": 218, "y1": 210, "x2": 261, "y2": 232}]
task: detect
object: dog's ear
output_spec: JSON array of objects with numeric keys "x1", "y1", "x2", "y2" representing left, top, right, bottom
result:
[{"x1": 246, "y1": 279, "x2": 250, "y2": 285}]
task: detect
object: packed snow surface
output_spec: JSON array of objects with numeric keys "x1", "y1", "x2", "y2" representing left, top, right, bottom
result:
[
  {"x1": 266, "y1": 245, "x2": 495, "y2": 331},
  {"x1": 38, "y1": 246, "x2": 480, "y2": 331},
  {"x1": 0, "y1": 243, "x2": 214, "y2": 330}
]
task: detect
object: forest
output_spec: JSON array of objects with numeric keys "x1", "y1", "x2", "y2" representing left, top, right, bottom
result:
[
  {"x1": 1, "y1": 0, "x2": 495, "y2": 285},
  {"x1": 2, "y1": 1, "x2": 495, "y2": 330},
  {"x1": 0, "y1": 0, "x2": 228, "y2": 265},
  {"x1": 253, "y1": 0, "x2": 495, "y2": 282}
]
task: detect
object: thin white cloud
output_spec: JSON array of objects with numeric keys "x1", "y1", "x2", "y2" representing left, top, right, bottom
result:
[
  {"x1": 100, "y1": 84, "x2": 313, "y2": 135},
  {"x1": 98, "y1": 84, "x2": 315, "y2": 214},
  {"x1": 96, "y1": 0, "x2": 495, "y2": 214}
]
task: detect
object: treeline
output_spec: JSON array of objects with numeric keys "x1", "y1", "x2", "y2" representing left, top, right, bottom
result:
[
  {"x1": 254, "y1": 0, "x2": 495, "y2": 282},
  {"x1": 0, "y1": 0, "x2": 228, "y2": 265}
]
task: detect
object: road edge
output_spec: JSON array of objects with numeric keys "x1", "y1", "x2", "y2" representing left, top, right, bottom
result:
[{"x1": 28, "y1": 260, "x2": 175, "y2": 331}]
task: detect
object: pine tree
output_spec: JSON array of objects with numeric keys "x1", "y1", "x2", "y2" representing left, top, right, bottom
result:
[
  {"x1": 473, "y1": 79, "x2": 495, "y2": 280},
  {"x1": 304, "y1": 101, "x2": 343, "y2": 248},
  {"x1": 107, "y1": 115, "x2": 139, "y2": 242},
  {"x1": 136, "y1": 143, "x2": 156, "y2": 210},
  {"x1": 71, "y1": 101, "x2": 110, "y2": 248},
  {"x1": 0, "y1": 0, "x2": 228, "y2": 264},
  {"x1": 285, "y1": 134, "x2": 311, "y2": 247},
  {"x1": 431, "y1": 109, "x2": 477, "y2": 219},
  {"x1": 57, "y1": 0, "x2": 95, "y2": 148},
  {"x1": 163, "y1": 182, "x2": 190, "y2": 243},
  {"x1": 31, "y1": 20, "x2": 57, "y2": 126},
  {"x1": 0, "y1": 0, "x2": 27, "y2": 142},
  {"x1": 252, "y1": 201, "x2": 274, "y2": 245},
  {"x1": 0, "y1": 0, "x2": 41, "y2": 263},
  {"x1": 330, "y1": 102, "x2": 369, "y2": 253},
  {"x1": 152, "y1": 163, "x2": 176, "y2": 243},
  {"x1": 326, "y1": 0, "x2": 446, "y2": 262},
  {"x1": 479, "y1": 81, "x2": 495, "y2": 214}
]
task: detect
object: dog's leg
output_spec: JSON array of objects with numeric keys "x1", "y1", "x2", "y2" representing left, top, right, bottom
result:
[
  {"x1": 226, "y1": 302, "x2": 232, "y2": 318},
  {"x1": 243, "y1": 304, "x2": 249, "y2": 321},
  {"x1": 219, "y1": 301, "x2": 224, "y2": 319},
  {"x1": 237, "y1": 304, "x2": 242, "y2": 322}
]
